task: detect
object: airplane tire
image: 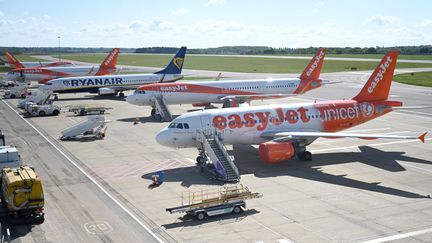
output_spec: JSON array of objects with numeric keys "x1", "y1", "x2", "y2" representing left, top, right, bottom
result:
[
  {"x1": 151, "y1": 109, "x2": 156, "y2": 117},
  {"x1": 297, "y1": 151, "x2": 312, "y2": 161},
  {"x1": 196, "y1": 212, "x2": 206, "y2": 221},
  {"x1": 233, "y1": 206, "x2": 242, "y2": 214},
  {"x1": 119, "y1": 92, "x2": 125, "y2": 98},
  {"x1": 196, "y1": 156, "x2": 206, "y2": 164}
]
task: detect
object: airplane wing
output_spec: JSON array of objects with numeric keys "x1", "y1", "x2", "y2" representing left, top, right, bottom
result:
[{"x1": 260, "y1": 131, "x2": 428, "y2": 143}]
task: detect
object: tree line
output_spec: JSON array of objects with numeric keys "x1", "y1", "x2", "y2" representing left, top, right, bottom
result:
[{"x1": 1, "y1": 45, "x2": 432, "y2": 56}]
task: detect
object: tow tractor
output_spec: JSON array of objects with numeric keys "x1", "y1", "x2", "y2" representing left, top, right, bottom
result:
[
  {"x1": 26, "y1": 100, "x2": 61, "y2": 116},
  {"x1": 65, "y1": 104, "x2": 112, "y2": 116},
  {"x1": 166, "y1": 184, "x2": 262, "y2": 220}
]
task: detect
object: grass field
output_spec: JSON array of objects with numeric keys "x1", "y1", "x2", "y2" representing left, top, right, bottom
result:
[
  {"x1": 62, "y1": 53, "x2": 432, "y2": 73},
  {"x1": 393, "y1": 71, "x2": 432, "y2": 87},
  {"x1": 270, "y1": 53, "x2": 432, "y2": 60},
  {"x1": 0, "y1": 66, "x2": 10, "y2": 72},
  {"x1": 14, "y1": 55, "x2": 46, "y2": 62}
]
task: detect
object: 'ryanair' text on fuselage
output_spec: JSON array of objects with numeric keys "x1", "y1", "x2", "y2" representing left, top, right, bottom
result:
[{"x1": 63, "y1": 77, "x2": 123, "y2": 87}]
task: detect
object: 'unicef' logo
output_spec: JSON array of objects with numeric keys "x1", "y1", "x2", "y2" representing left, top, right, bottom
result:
[
  {"x1": 360, "y1": 102, "x2": 374, "y2": 117},
  {"x1": 63, "y1": 80, "x2": 71, "y2": 86}
]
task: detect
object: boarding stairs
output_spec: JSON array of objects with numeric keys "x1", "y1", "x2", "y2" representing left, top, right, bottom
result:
[
  {"x1": 196, "y1": 129, "x2": 240, "y2": 182},
  {"x1": 151, "y1": 94, "x2": 173, "y2": 122},
  {"x1": 166, "y1": 184, "x2": 261, "y2": 214}
]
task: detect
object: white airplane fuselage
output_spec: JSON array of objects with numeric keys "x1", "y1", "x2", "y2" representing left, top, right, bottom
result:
[
  {"x1": 41, "y1": 73, "x2": 183, "y2": 93},
  {"x1": 126, "y1": 78, "x2": 322, "y2": 106},
  {"x1": 155, "y1": 99, "x2": 392, "y2": 148}
]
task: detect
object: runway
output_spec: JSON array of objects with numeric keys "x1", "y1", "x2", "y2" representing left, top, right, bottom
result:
[{"x1": 1, "y1": 68, "x2": 432, "y2": 242}]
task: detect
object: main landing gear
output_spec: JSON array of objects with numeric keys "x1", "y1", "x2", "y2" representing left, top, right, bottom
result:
[
  {"x1": 150, "y1": 108, "x2": 162, "y2": 121},
  {"x1": 297, "y1": 151, "x2": 312, "y2": 161}
]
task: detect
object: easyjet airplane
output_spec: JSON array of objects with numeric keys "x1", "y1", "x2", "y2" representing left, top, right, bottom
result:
[
  {"x1": 126, "y1": 48, "x2": 330, "y2": 118},
  {"x1": 39, "y1": 47, "x2": 187, "y2": 97},
  {"x1": 5, "y1": 48, "x2": 120, "y2": 84},
  {"x1": 155, "y1": 51, "x2": 427, "y2": 163},
  {"x1": 5, "y1": 51, "x2": 75, "y2": 69}
]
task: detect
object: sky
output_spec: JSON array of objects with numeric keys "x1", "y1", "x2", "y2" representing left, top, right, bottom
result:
[{"x1": 0, "y1": 0, "x2": 431, "y2": 48}]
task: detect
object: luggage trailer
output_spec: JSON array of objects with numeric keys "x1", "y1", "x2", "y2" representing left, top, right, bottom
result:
[{"x1": 166, "y1": 184, "x2": 262, "y2": 220}]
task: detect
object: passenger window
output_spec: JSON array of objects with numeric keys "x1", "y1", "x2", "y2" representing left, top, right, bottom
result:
[
  {"x1": 176, "y1": 123, "x2": 183, "y2": 129},
  {"x1": 184, "y1": 123, "x2": 189, "y2": 129}
]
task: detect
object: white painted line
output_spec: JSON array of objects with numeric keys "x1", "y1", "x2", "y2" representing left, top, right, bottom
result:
[
  {"x1": 186, "y1": 158, "x2": 197, "y2": 165},
  {"x1": 277, "y1": 239, "x2": 295, "y2": 243},
  {"x1": 361, "y1": 227, "x2": 432, "y2": 243},
  {"x1": 399, "y1": 162, "x2": 432, "y2": 175},
  {"x1": 312, "y1": 138, "x2": 432, "y2": 153},
  {"x1": 253, "y1": 218, "x2": 287, "y2": 239},
  {"x1": 397, "y1": 109, "x2": 432, "y2": 117},
  {"x1": 1, "y1": 100, "x2": 165, "y2": 243}
]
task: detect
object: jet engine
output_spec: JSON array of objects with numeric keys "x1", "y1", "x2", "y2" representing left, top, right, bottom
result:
[
  {"x1": 258, "y1": 141, "x2": 295, "y2": 163},
  {"x1": 98, "y1": 87, "x2": 116, "y2": 96},
  {"x1": 192, "y1": 103, "x2": 211, "y2": 107}
]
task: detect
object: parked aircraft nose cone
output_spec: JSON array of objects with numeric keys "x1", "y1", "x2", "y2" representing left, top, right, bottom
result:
[
  {"x1": 155, "y1": 128, "x2": 172, "y2": 147},
  {"x1": 125, "y1": 94, "x2": 139, "y2": 105}
]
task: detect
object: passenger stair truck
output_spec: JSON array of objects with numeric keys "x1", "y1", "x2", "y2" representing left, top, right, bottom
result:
[
  {"x1": 3, "y1": 83, "x2": 29, "y2": 99},
  {"x1": 60, "y1": 115, "x2": 110, "y2": 140},
  {"x1": 0, "y1": 166, "x2": 45, "y2": 224},
  {"x1": 195, "y1": 129, "x2": 240, "y2": 182},
  {"x1": 166, "y1": 184, "x2": 262, "y2": 220},
  {"x1": 18, "y1": 89, "x2": 53, "y2": 109}
]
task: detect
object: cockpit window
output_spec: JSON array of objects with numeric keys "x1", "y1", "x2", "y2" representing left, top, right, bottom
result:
[
  {"x1": 133, "y1": 90, "x2": 146, "y2": 94},
  {"x1": 168, "y1": 122, "x2": 189, "y2": 129},
  {"x1": 46, "y1": 83, "x2": 52, "y2": 85}
]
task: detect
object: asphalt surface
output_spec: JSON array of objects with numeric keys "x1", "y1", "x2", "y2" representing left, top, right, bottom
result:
[
  {"x1": 0, "y1": 100, "x2": 171, "y2": 243},
  {"x1": 1, "y1": 64, "x2": 432, "y2": 242}
]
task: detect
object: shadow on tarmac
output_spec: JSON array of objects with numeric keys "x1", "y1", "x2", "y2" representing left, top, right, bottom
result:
[{"x1": 162, "y1": 209, "x2": 260, "y2": 229}]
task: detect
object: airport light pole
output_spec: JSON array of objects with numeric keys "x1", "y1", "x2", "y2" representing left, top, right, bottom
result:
[{"x1": 58, "y1": 36, "x2": 61, "y2": 61}]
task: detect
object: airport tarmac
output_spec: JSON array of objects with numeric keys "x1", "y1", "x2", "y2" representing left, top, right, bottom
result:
[{"x1": 0, "y1": 69, "x2": 432, "y2": 243}]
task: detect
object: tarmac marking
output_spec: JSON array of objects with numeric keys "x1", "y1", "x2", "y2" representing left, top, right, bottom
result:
[
  {"x1": 312, "y1": 138, "x2": 432, "y2": 153},
  {"x1": 1, "y1": 100, "x2": 165, "y2": 243},
  {"x1": 360, "y1": 227, "x2": 432, "y2": 243}
]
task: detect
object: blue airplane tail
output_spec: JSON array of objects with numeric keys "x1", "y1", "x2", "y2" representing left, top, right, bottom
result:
[{"x1": 154, "y1": 46, "x2": 187, "y2": 75}]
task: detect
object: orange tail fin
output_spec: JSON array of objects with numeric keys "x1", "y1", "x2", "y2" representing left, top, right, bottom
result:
[
  {"x1": 5, "y1": 52, "x2": 24, "y2": 69},
  {"x1": 299, "y1": 48, "x2": 326, "y2": 80},
  {"x1": 95, "y1": 48, "x2": 119, "y2": 76},
  {"x1": 353, "y1": 51, "x2": 398, "y2": 102}
]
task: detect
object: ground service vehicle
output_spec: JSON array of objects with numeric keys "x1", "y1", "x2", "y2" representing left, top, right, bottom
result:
[
  {"x1": 26, "y1": 101, "x2": 61, "y2": 116},
  {"x1": 0, "y1": 166, "x2": 45, "y2": 224},
  {"x1": 166, "y1": 184, "x2": 262, "y2": 220}
]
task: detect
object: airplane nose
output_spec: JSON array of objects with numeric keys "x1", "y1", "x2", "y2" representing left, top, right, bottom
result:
[
  {"x1": 155, "y1": 128, "x2": 172, "y2": 147},
  {"x1": 125, "y1": 94, "x2": 137, "y2": 105}
]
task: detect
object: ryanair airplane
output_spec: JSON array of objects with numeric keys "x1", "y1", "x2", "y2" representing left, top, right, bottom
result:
[{"x1": 39, "y1": 47, "x2": 187, "y2": 97}]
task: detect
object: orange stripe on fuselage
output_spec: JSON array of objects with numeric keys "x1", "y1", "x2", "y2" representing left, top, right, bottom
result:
[{"x1": 139, "y1": 82, "x2": 259, "y2": 95}]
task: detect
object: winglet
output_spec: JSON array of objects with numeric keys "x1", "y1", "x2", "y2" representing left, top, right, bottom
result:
[{"x1": 418, "y1": 132, "x2": 428, "y2": 143}]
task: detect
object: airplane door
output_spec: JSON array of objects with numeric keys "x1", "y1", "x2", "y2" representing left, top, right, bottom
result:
[{"x1": 200, "y1": 115, "x2": 212, "y2": 136}]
